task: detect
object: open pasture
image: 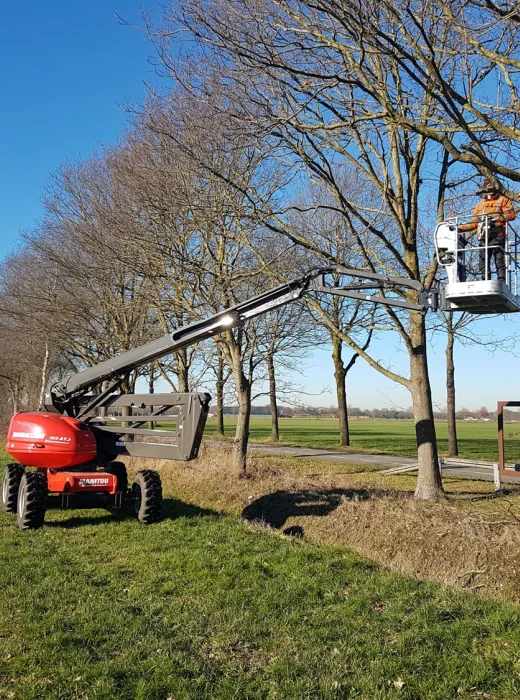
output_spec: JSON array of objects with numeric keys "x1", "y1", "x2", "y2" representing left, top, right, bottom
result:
[
  {"x1": 3, "y1": 421, "x2": 520, "y2": 698},
  {"x1": 3, "y1": 445, "x2": 520, "y2": 699},
  {"x1": 205, "y1": 417, "x2": 518, "y2": 461}
]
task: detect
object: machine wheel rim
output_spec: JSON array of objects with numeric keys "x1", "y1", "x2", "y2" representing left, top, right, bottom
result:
[
  {"x1": 1, "y1": 473, "x2": 7, "y2": 506},
  {"x1": 17, "y1": 480, "x2": 26, "y2": 515},
  {"x1": 132, "y1": 483, "x2": 142, "y2": 515}
]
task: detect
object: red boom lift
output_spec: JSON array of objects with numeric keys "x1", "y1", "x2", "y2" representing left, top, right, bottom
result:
[{"x1": 1, "y1": 267, "x2": 436, "y2": 529}]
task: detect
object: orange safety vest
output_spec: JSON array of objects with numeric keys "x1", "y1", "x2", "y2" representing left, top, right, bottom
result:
[{"x1": 458, "y1": 194, "x2": 516, "y2": 237}]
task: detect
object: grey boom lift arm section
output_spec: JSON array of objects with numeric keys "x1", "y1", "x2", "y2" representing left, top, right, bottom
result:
[{"x1": 44, "y1": 266, "x2": 438, "y2": 463}]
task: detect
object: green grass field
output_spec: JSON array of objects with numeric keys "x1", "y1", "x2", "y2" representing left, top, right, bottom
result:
[
  {"x1": 3, "y1": 489, "x2": 520, "y2": 699},
  {"x1": 3, "y1": 421, "x2": 520, "y2": 698},
  {"x1": 205, "y1": 417, "x2": 518, "y2": 461}
]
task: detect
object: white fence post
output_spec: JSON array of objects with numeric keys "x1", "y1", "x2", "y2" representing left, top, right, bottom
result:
[{"x1": 493, "y1": 463, "x2": 501, "y2": 491}]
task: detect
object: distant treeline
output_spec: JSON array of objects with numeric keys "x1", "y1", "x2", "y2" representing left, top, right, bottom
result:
[{"x1": 223, "y1": 405, "x2": 512, "y2": 421}]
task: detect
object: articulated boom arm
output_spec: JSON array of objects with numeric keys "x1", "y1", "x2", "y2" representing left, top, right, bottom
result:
[
  {"x1": 45, "y1": 266, "x2": 436, "y2": 415},
  {"x1": 45, "y1": 276, "x2": 311, "y2": 412},
  {"x1": 40, "y1": 266, "x2": 437, "y2": 464}
]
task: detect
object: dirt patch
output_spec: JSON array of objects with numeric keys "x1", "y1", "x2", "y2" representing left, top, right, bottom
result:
[{"x1": 126, "y1": 445, "x2": 520, "y2": 604}]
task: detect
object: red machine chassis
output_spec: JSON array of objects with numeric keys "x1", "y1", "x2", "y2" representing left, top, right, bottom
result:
[{"x1": 46, "y1": 469, "x2": 118, "y2": 495}]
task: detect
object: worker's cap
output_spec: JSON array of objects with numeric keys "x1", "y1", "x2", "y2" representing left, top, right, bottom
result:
[{"x1": 476, "y1": 178, "x2": 499, "y2": 195}]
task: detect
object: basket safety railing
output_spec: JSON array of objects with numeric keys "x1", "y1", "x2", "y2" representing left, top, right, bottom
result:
[
  {"x1": 86, "y1": 392, "x2": 211, "y2": 462},
  {"x1": 435, "y1": 214, "x2": 520, "y2": 294}
]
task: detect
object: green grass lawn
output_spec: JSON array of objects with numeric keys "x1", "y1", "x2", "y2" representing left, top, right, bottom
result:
[
  {"x1": 3, "y1": 424, "x2": 520, "y2": 698},
  {"x1": 205, "y1": 417, "x2": 518, "y2": 461},
  {"x1": 3, "y1": 496, "x2": 520, "y2": 699}
]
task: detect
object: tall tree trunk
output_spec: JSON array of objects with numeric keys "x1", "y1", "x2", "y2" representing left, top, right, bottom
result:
[
  {"x1": 8, "y1": 380, "x2": 20, "y2": 414},
  {"x1": 445, "y1": 328, "x2": 458, "y2": 457},
  {"x1": 216, "y1": 352, "x2": 225, "y2": 436},
  {"x1": 149, "y1": 365, "x2": 155, "y2": 431},
  {"x1": 98, "y1": 380, "x2": 108, "y2": 418},
  {"x1": 120, "y1": 376, "x2": 133, "y2": 418},
  {"x1": 38, "y1": 341, "x2": 50, "y2": 410},
  {"x1": 267, "y1": 351, "x2": 279, "y2": 442},
  {"x1": 232, "y1": 366, "x2": 251, "y2": 476},
  {"x1": 331, "y1": 334, "x2": 349, "y2": 446},
  {"x1": 176, "y1": 348, "x2": 189, "y2": 393},
  {"x1": 410, "y1": 315, "x2": 444, "y2": 500}
]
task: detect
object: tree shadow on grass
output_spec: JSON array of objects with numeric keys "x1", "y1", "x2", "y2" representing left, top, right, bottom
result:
[
  {"x1": 45, "y1": 496, "x2": 218, "y2": 529},
  {"x1": 162, "y1": 498, "x2": 217, "y2": 520},
  {"x1": 242, "y1": 488, "x2": 390, "y2": 537}
]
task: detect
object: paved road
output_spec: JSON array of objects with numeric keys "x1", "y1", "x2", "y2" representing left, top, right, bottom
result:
[
  {"x1": 206, "y1": 440, "x2": 520, "y2": 484},
  {"x1": 441, "y1": 462, "x2": 497, "y2": 482},
  {"x1": 206, "y1": 440, "x2": 416, "y2": 468},
  {"x1": 439, "y1": 461, "x2": 520, "y2": 485}
]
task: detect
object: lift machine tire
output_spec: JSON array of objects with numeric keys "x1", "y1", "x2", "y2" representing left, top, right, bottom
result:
[
  {"x1": 2, "y1": 463, "x2": 25, "y2": 514},
  {"x1": 132, "y1": 470, "x2": 163, "y2": 524},
  {"x1": 16, "y1": 471, "x2": 47, "y2": 531}
]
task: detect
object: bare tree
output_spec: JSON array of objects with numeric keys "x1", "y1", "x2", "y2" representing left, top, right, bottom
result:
[
  {"x1": 255, "y1": 303, "x2": 319, "y2": 441},
  {"x1": 148, "y1": 1, "x2": 462, "y2": 499},
  {"x1": 148, "y1": 8, "x2": 451, "y2": 498},
  {"x1": 0, "y1": 151, "x2": 167, "y2": 422},
  {"x1": 431, "y1": 310, "x2": 518, "y2": 456},
  {"x1": 0, "y1": 251, "x2": 73, "y2": 424},
  {"x1": 142, "y1": 97, "x2": 291, "y2": 473},
  {"x1": 281, "y1": 0, "x2": 520, "y2": 201},
  {"x1": 207, "y1": 341, "x2": 232, "y2": 436},
  {"x1": 287, "y1": 191, "x2": 377, "y2": 446},
  {"x1": 440, "y1": 312, "x2": 470, "y2": 457}
]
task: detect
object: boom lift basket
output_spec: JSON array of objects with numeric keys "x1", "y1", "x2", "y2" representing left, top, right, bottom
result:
[
  {"x1": 434, "y1": 217, "x2": 520, "y2": 314},
  {"x1": 87, "y1": 392, "x2": 211, "y2": 462}
]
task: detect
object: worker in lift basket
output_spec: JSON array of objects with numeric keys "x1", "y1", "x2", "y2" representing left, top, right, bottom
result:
[{"x1": 457, "y1": 178, "x2": 516, "y2": 282}]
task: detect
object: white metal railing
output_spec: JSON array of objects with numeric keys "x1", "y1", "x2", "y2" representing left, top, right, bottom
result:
[{"x1": 435, "y1": 214, "x2": 520, "y2": 294}]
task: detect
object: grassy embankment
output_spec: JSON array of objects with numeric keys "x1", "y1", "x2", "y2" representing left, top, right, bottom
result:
[
  {"x1": 4, "y1": 436, "x2": 520, "y2": 698},
  {"x1": 205, "y1": 416, "x2": 520, "y2": 461}
]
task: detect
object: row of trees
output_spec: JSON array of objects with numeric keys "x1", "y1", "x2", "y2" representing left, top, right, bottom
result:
[
  {"x1": 228, "y1": 405, "x2": 506, "y2": 421},
  {"x1": 149, "y1": 0, "x2": 520, "y2": 499},
  {"x1": 2, "y1": 0, "x2": 520, "y2": 501},
  {"x1": 0, "y1": 106, "x2": 370, "y2": 470}
]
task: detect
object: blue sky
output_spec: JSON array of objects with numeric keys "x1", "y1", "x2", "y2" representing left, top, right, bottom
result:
[
  {"x1": 0, "y1": 0, "x2": 154, "y2": 256},
  {"x1": 299, "y1": 315, "x2": 520, "y2": 413},
  {"x1": 1, "y1": 1, "x2": 519, "y2": 411}
]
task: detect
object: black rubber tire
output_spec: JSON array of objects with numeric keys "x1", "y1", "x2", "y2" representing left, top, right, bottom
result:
[
  {"x1": 105, "y1": 461, "x2": 128, "y2": 493},
  {"x1": 16, "y1": 472, "x2": 47, "y2": 530},
  {"x1": 1, "y1": 464, "x2": 25, "y2": 513},
  {"x1": 131, "y1": 470, "x2": 162, "y2": 524}
]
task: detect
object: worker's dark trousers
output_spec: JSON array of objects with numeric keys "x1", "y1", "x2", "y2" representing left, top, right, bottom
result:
[
  {"x1": 479, "y1": 236, "x2": 506, "y2": 281},
  {"x1": 457, "y1": 234, "x2": 468, "y2": 281}
]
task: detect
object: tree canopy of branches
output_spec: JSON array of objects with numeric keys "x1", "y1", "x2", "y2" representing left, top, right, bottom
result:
[
  {"x1": 5, "y1": 0, "x2": 519, "y2": 501},
  {"x1": 146, "y1": 0, "x2": 470, "y2": 499}
]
